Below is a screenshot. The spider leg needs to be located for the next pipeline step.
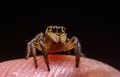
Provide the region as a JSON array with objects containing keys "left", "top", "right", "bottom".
[
  {"left": 65, "top": 36, "right": 85, "bottom": 68},
  {"left": 26, "top": 42, "right": 31, "bottom": 59},
  {"left": 39, "top": 41, "right": 50, "bottom": 71},
  {"left": 26, "top": 42, "right": 38, "bottom": 68},
  {"left": 26, "top": 32, "right": 44, "bottom": 68},
  {"left": 72, "top": 36, "right": 85, "bottom": 67},
  {"left": 31, "top": 44, "right": 38, "bottom": 68}
]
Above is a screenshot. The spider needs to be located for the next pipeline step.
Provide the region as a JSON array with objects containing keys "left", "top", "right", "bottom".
[{"left": 26, "top": 26, "right": 85, "bottom": 71}]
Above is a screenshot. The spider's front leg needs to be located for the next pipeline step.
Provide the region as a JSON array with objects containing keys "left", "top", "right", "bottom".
[
  {"left": 66, "top": 36, "right": 85, "bottom": 68},
  {"left": 73, "top": 36, "right": 85, "bottom": 67},
  {"left": 39, "top": 41, "right": 50, "bottom": 71},
  {"left": 26, "top": 32, "right": 44, "bottom": 68},
  {"left": 26, "top": 41, "right": 38, "bottom": 68}
]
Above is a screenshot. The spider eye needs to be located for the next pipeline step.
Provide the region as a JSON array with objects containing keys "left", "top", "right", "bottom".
[
  {"left": 57, "top": 27, "right": 62, "bottom": 33},
  {"left": 48, "top": 27, "right": 51, "bottom": 30},
  {"left": 47, "top": 27, "right": 52, "bottom": 32},
  {"left": 62, "top": 27, "right": 65, "bottom": 31},
  {"left": 61, "top": 27, "right": 66, "bottom": 33},
  {"left": 52, "top": 27, "right": 56, "bottom": 32}
]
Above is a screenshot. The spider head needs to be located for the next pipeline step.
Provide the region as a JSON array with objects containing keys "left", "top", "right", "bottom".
[{"left": 45, "top": 26, "right": 67, "bottom": 43}]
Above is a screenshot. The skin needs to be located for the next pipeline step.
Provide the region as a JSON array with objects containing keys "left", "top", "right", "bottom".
[{"left": 0, "top": 55, "right": 120, "bottom": 77}]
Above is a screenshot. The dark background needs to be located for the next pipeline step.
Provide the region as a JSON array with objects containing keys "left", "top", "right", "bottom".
[{"left": 0, "top": 3, "right": 120, "bottom": 71}]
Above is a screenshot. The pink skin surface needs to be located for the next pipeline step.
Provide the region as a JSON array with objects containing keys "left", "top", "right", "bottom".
[{"left": 0, "top": 55, "right": 120, "bottom": 77}]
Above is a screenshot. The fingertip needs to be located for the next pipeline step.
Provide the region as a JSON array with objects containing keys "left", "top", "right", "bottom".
[{"left": 0, "top": 55, "right": 120, "bottom": 77}]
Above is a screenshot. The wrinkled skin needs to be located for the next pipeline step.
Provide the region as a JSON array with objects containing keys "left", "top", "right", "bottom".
[{"left": 0, "top": 55, "right": 120, "bottom": 77}]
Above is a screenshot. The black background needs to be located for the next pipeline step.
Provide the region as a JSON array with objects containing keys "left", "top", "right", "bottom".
[{"left": 0, "top": 2, "right": 120, "bottom": 71}]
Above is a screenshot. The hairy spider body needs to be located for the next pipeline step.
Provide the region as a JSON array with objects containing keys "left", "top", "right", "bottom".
[{"left": 26, "top": 26, "right": 85, "bottom": 71}]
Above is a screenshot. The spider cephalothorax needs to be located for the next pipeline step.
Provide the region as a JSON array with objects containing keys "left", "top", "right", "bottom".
[
  {"left": 26, "top": 25, "right": 85, "bottom": 71},
  {"left": 45, "top": 26, "right": 67, "bottom": 44}
]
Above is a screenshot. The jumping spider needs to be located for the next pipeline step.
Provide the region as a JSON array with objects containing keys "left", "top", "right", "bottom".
[{"left": 26, "top": 26, "right": 85, "bottom": 71}]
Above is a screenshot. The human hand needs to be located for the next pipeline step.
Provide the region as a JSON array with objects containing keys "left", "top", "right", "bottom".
[{"left": 0, "top": 55, "right": 120, "bottom": 77}]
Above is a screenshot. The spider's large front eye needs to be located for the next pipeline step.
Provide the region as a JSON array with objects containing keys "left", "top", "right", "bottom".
[
  {"left": 57, "top": 27, "right": 62, "bottom": 33},
  {"left": 52, "top": 27, "right": 56, "bottom": 32}
]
